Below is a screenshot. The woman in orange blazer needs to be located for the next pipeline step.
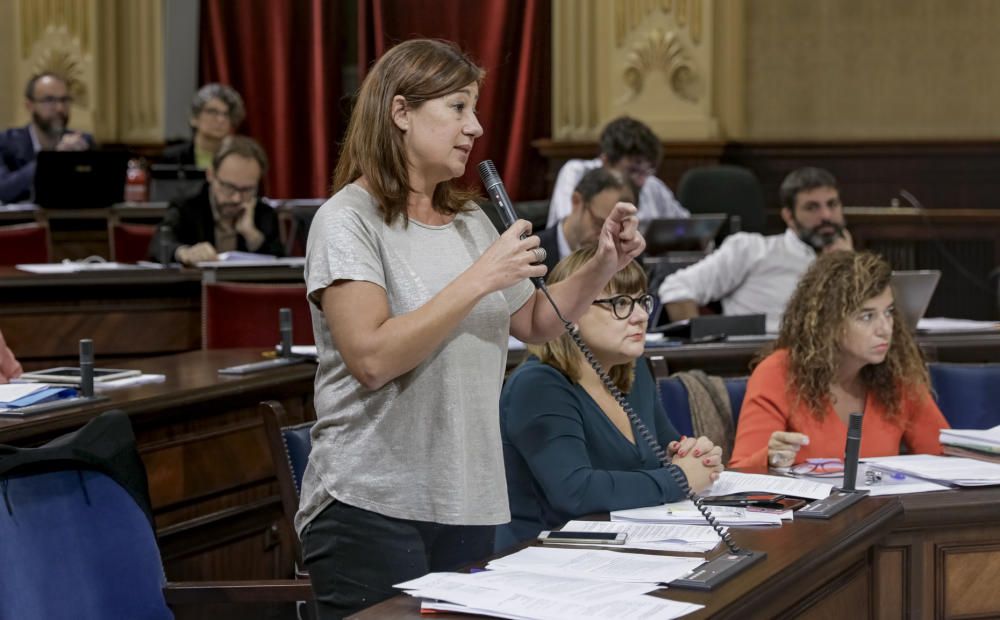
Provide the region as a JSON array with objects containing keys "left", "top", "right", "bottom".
[{"left": 729, "top": 251, "right": 948, "bottom": 472}]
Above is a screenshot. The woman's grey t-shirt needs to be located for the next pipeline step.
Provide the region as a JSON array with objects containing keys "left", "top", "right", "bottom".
[{"left": 296, "top": 184, "right": 534, "bottom": 532}]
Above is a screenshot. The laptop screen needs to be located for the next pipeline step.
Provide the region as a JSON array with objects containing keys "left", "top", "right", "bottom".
[
  {"left": 641, "top": 214, "right": 727, "bottom": 255},
  {"left": 33, "top": 150, "right": 129, "bottom": 208},
  {"left": 891, "top": 270, "right": 941, "bottom": 331}
]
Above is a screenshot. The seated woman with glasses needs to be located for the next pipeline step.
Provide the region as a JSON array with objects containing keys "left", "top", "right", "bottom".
[
  {"left": 149, "top": 135, "right": 284, "bottom": 265},
  {"left": 163, "top": 83, "right": 245, "bottom": 169},
  {"left": 729, "top": 251, "right": 948, "bottom": 472},
  {"left": 495, "top": 246, "right": 723, "bottom": 551}
]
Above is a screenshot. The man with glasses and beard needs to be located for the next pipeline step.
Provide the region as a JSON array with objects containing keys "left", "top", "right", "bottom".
[
  {"left": 0, "top": 73, "right": 94, "bottom": 203},
  {"left": 536, "top": 167, "right": 634, "bottom": 276},
  {"left": 149, "top": 135, "right": 283, "bottom": 265},
  {"left": 658, "top": 167, "right": 852, "bottom": 333}
]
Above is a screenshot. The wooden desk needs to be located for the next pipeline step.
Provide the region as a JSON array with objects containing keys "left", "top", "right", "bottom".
[
  {"left": 510, "top": 331, "right": 1000, "bottom": 376},
  {"left": 876, "top": 487, "right": 1000, "bottom": 618},
  {"left": 0, "top": 349, "right": 316, "bottom": 583},
  {"left": 352, "top": 496, "right": 903, "bottom": 619},
  {"left": 0, "top": 265, "right": 202, "bottom": 368}
]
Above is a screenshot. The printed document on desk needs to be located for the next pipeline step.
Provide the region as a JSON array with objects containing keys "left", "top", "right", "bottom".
[
  {"left": 940, "top": 425, "right": 1000, "bottom": 453},
  {"left": 485, "top": 546, "right": 703, "bottom": 584},
  {"left": 561, "top": 520, "right": 723, "bottom": 553},
  {"left": 196, "top": 254, "right": 306, "bottom": 268},
  {"left": 793, "top": 463, "right": 951, "bottom": 496},
  {"left": 400, "top": 571, "right": 703, "bottom": 620},
  {"left": 611, "top": 500, "right": 782, "bottom": 527},
  {"left": 707, "top": 471, "right": 834, "bottom": 500},
  {"left": 865, "top": 454, "right": 1000, "bottom": 486}
]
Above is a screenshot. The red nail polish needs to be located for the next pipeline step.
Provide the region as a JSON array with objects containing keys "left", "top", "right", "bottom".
[{"left": 693, "top": 450, "right": 701, "bottom": 457}]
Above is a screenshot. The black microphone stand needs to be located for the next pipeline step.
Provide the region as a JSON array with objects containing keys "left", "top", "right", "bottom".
[{"left": 797, "top": 412, "right": 870, "bottom": 519}]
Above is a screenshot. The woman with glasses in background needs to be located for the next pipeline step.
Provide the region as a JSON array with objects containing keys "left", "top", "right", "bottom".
[
  {"left": 730, "top": 251, "right": 949, "bottom": 472},
  {"left": 163, "top": 83, "right": 245, "bottom": 169},
  {"left": 496, "top": 246, "right": 723, "bottom": 551}
]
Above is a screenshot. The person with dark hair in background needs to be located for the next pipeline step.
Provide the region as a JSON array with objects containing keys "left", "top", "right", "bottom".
[
  {"left": 658, "top": 166, "right": 853, "bottom": 332},
  {"left": 546, "top": 116, "right": 688, "bottom": 227},
  {"left": 536, "top": 167, "right": 634, "bottom": 275},
  {"left": 0, "top": 329, "right": 22, "bottom": 384},
  {"left": 0, "top": 73, "right": 94, "bottom": 203},
  {"left": 299, "top": 38, "right": 645, "bottom": 618},
  {"left": 149, "top": 135, "right": 282, "bottom": 265},
  {"left": 162, "top": 83, "right": 246, "bottom": 169},
  {"left": 497, "top": 247, "right": 722, "bottom": 550},
  {"left": 730, "top": 251, "right": 948, "bottom": 472}
]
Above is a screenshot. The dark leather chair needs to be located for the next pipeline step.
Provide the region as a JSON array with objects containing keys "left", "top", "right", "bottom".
[
  {"left": 109, "top": 222, "right": 156, "bottom": 262},
  {"left": 202, "top": 282, "right": 314, "bottom": 349},
  {"left": 677, "top": 165, "right": 767, "bottom": 235},
  {"left": 0, "top": 222, "right": 51, "bottom": 265},
  {"left": 0, "top": 409, "right": 312, "bottom": 619},
  {"left": 260, "top": 400, "right": 314, "bottom": 578},
  {"left": 929, "top": 363, "right": 1000, "bottom": 429}
]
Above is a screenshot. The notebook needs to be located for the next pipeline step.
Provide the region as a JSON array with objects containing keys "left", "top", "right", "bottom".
[
  {"left": 640, "top": 214, "right": 727, "bottom": 255},
  {"left": 33, "top": 150, "right": 129, "bottom": 208},
  {"left": 891, "top": 270, "right": 941, "bottom": 331}
]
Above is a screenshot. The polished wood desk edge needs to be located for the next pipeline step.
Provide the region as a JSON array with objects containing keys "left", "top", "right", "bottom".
[{"left": 894, "top": 487, "right": 1000, "bottom": 530}]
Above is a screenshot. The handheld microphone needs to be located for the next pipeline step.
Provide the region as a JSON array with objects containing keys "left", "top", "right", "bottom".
[
  {"left": 842, "top": 412, "right": 863, "bottom": 492},
  {"left": 279, "top": 308, "right": 293, "bottom": 358},
  {"left": 477, "top": 160, "right": 544, "bottom": 289},
  {"left": 79, "top": 338, "right": 95, "bottom": 399}
]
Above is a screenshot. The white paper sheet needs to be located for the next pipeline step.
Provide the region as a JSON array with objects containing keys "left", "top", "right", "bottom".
[
  {"left": 397, "top": 571, "right": 655, "bottom": 603},
  {"left": 706, "top": 471, "right": 834, "bottom": 500},
  {"left": 0, "top": 383, "right": 51, "bottom": 402},
  {"left": 917, "top": 317, "right": 1000, "bottom": 333},
  {"left": 940, "top": 425, "right": 1000, "bottom": 452},
  {"left": 560, "top": 520, "right": 722, "bottom": 553},
  {"left": 485, "top": 547, "right": 704, "bottom": 584},
  {"left": 864, "top": 454, "right": 1000, "bottom": 486},
  {"left": 611, "top": 500, "right": 783, "bottom": 527}
]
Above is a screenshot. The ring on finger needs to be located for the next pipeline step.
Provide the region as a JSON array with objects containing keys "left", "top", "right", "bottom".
[{"left": 531, "top": 247, "right": 547, "bottom": 264}]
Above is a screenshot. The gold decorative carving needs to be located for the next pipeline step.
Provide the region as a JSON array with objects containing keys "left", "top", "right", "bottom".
[
  {"left": 615, "top": 0, "right": 701, "bottom": 47},
  {"left": 28, "top": 32, "right": 90, "bottom": 109},
  {"left": 621, "top": 28, "right": 701, "bottom": 103}
]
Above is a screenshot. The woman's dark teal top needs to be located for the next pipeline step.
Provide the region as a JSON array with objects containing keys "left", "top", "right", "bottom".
[{"left": 495, "top": 356, "right": 686, "bottom": 551}]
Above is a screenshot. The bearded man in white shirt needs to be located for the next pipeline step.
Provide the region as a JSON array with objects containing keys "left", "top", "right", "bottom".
[{"left": 658, "top": 167, "right": 852, "bottom": 333}]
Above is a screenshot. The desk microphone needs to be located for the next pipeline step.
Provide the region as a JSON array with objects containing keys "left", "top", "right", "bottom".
[
  {"left": 79, "top": 339, "right": 95, "bottom": 398},
  {"left": 842, "top": 412, "right": 863, "bottom": 492},
  {"left": 158, "top": 225, "right": 172, "bottom": 265},
  {"left": 279, "top": 308, "right": 293, "bottom": 358}
]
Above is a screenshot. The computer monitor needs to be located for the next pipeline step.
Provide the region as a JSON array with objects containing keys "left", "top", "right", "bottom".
[
  {"left": 641, "top": 214, "right": 727, "bottom": 255},
  {"left": 891, "top": 270, "right": 941, "bottom": 331},
  {"left": 33, "top": 151, "right": 129, "bottom": 209},
  {"left": 149, "top": 164, "right": 206, "bottom": 202}
]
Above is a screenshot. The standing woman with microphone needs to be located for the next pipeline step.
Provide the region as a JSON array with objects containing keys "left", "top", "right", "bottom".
[{"left": 299, "top": 38, "right": 645, "bottom": 618}]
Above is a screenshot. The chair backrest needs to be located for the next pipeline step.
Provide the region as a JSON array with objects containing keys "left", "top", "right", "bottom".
[
  {"left": 929, "top": 363, "right": 1000, "bottom": 430},
  {"left": 110, "top": 222, "right": 156, "bottom": 263},
  {"left": 202, "top": 282, "right": 314, "bottom": 349},
  {"left": 0, "top": 222, "right": 50, "bottom": 265},
  {"left": 677, "top": 165, "right": 766, "bottom": 235},
  {"left": 657, "top": 375, "right": 747, "bottom": 461},
  {"left": 260, "top": 401, "right": 314, "bottom": 574}
]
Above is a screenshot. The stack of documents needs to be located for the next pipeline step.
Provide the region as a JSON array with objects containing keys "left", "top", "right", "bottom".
[
  {"left": 793, "top": 463, "right": 951, "bottom": 495},
  {"left": 865, "top": 454, "right": 1000, "bottom": 487},
  {"left": 485, "top": 546, "right": 703, "bottom": 584},
  {"left": 917, "top": 317, "right": 1000, "bottom": 333},
  {"left": 940, "top": 426, "right": 1000, "bottom": 462},
  {"left": 0, "top": 383, "right": 77, "bottom": 414},
  {"left": 560, "top": 520, "right": 724, "bottom": 553},
  {"left": 397, "top": 568, "right": 704, "bottom": 619},
  {"left": 611, "top": 500, "right": 783, "bottom": 527}
]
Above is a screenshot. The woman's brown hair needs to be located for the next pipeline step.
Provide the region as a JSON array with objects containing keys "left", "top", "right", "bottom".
[
  {"left": 763, "top": 251, "right": 929, "bottom": 422},
  {"left": 333, "top": 39, "right": 484, "bottom": 225},
  {"left": 528, "top": 245, "right": 648, "bottom": 393}
]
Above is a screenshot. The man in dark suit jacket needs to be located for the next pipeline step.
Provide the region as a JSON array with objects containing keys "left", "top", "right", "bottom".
[
  {"left": 0, "top": 73, "right": 94, "bottom": 203},
  {"left": 149, "top": 136, "right": 283, "bottom": 265},
  {"left": 536, "top": 166, "right": 633, "bottom": 277}
]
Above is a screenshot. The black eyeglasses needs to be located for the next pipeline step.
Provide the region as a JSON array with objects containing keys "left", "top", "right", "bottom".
[
  {"left": 32, "top": 96, "right": 73, "bottom": 107},
  {"left": 592, "top": 294, "right": 654, "bottom": 320}
]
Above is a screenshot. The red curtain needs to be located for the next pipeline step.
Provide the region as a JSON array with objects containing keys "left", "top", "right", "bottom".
[
  {"left": 199, "top": 0, "right": 346, "bottom": 198},
  {"left": 358, "top": 0, "right": 551, "bottom": 200}
]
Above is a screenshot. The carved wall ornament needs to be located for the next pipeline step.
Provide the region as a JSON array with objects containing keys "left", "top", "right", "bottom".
[
  {"left": 621, "top": 28, "right": 701, "bottom": 104},
  {"left": 26, "top": 26, "right": 90, "bottom": 110},
  {"left": 615, "top": 0, "right": 703, "bottom": 47}
]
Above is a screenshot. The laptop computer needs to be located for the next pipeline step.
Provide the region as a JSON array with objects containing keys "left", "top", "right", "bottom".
[
  {"left": 149, "top": 164, "right": 206, "bottom": 202},
  {"left": 33, "top": 150, "right": 129, "bottom": 208},
  {"left": 641, "top": 214, "right": 727, "bottom": 255},
  {"left": 891, "top": 270, "right": 941, "bottom": 331}
]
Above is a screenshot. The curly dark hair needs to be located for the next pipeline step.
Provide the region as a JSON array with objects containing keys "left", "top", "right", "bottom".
[
  {"left": 760, "top": 251, "right": 929, "bottom": 422},
  {"left": 599, "top": 117, "right": 663, "bottom": 167}
]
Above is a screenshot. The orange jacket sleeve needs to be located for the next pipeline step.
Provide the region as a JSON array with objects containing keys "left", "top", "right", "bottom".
[
  {"left": 729, "top": 353, "right": 793, "bottom": 472},
  {"left": 901, "top": 384, "right": 950, "bottom": 455}
]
